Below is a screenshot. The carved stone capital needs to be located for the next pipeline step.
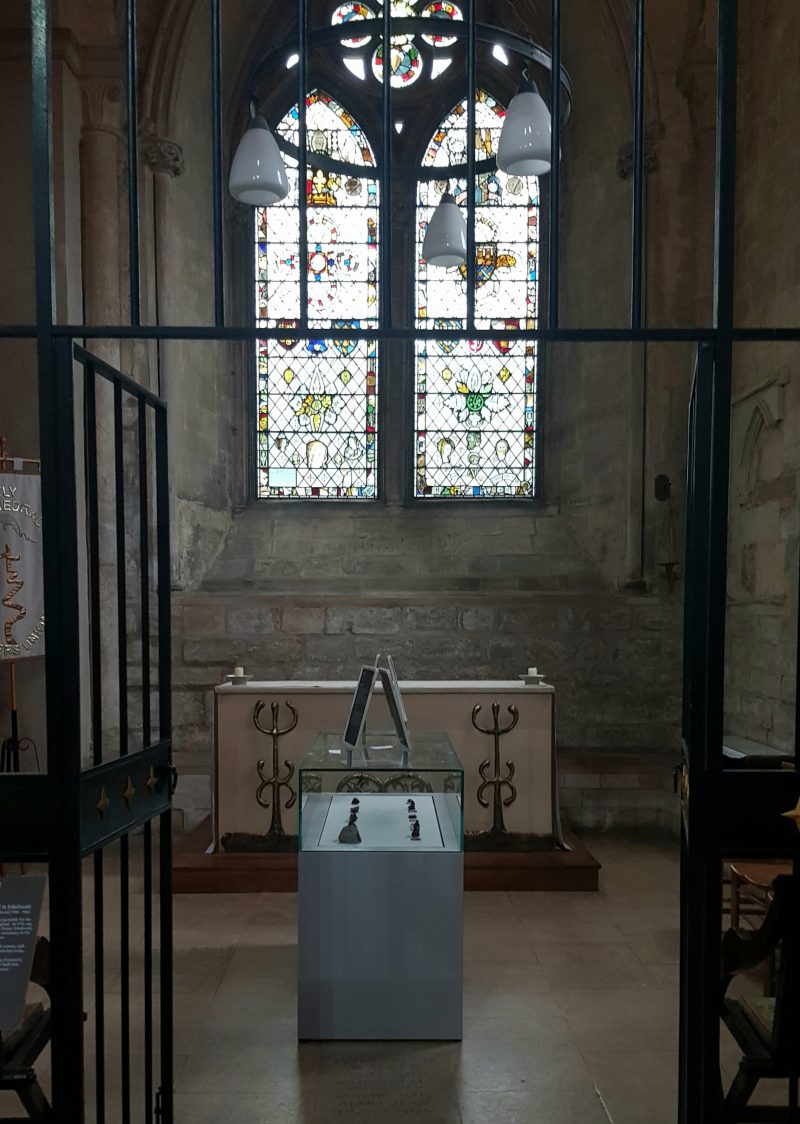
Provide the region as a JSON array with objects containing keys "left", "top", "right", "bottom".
[
  {"left": 140, "top": 119, "right": 185, "bottom": 177},
  {"left": 80, "top": 82, "right": 123, "bottom": 136},
  {"left": 616, "top": 121, "right": 665, "bottom": 180}
]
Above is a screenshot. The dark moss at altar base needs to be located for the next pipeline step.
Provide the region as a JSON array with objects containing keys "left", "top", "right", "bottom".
[
  {"left": 220, "top": 832, "right": 298, "bottom": 854},
  {"left": 464, "top": 831, "right": 556, "bottom": 852}
]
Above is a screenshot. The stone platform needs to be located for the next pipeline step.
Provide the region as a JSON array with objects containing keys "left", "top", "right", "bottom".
[{"left": 173, "top": 817, "right": 600, "bottom": 893}]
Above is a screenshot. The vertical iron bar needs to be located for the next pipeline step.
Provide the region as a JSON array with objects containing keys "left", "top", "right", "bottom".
[
  {"left": 114, "top": 383, "right": 131, "bottom": 1124},
  {"left": 143, "top": 819, "right": 154, "bottom": 1124},
  {"left": 684, "top": 1, "right": 738, "bottom": 1117},
  {"left": 41, "top": 325, "right": 85, "bottom": 1118},
  {"left": 115, "top": 383, "right": 129, "bottom": 755},
  {"left": 126, "top": 0, "right": 141, "bottom": 325},
  {"left": 465, "top": 0, "right": 476, "bottom": 336},
  {"left": 211, "top": 0, "right": 224, "bottom": 327},
  {"left": 85, "top": 361, "right": 103, "bottom": 765},
  {"left": 297, "top": 0, "right": 309, "bottom": 333},
  {"left": 138, "top": 399, "right": 151, "bottom": 747},
  {"left": 32, "top": 0, "right": 84, "bottom": 1104},
  {"left": 547, "top": 0, "right": 561, "bottom": 329},
  {"left": 679, "top": 341, "right": 715, "bottom": 1124},
  {"left": 155, "top": 405, "right": 173, "bottom": 1123},
  {"left": 94, "top": 849, "right": 106, "bottom": 1124},
  {"left": 121, "top": 834, "right": 131, "bottom": 1124},
  {"left": 631, "top": 0, "right": 645, "bottom": 328},
  {"left": 138, "top": 398, "right": 154, "bottom": 1124},
  {"left": 381, "top": 0, "right": 392, "bottom": 331},
  {"left": 86, "top": 359, "right": 105, "bottom": 1122}
]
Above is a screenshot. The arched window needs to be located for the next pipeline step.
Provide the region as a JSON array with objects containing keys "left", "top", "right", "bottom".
[
  {"left": 255, "top": 91, "right": 379, "bottom": 498},
  {"left": 415, "top": 90, "right": 539, "bottom": 498}
]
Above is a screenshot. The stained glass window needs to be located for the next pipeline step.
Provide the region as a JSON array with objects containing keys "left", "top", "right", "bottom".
[
  {"left": 331, "top": 0, "right": 463, "bottom": 88},
  {"left": 255, "top": 91, "right": 379, "bottom": 498},
  {"left": 415, "top": 91, "right": 539, "bottom": 498}
]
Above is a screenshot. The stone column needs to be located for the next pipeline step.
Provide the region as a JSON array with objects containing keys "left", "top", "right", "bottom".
[
  {"left": 80, "top": 82, "right": 123, "bottom": 363},
  {"left": 677, "top": 21, "right": 717, "bottom": 325}
]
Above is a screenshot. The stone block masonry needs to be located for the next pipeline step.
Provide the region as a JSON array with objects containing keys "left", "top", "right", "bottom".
[{"left": 170, "top": 587, "right": 683, "bottom": 829}]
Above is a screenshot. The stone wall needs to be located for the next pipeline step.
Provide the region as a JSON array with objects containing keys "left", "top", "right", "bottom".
[
  {"left": 169, "top": 502, "right": 684, "bottom": 830},
  {"left": 723, "top": 2, "right": 800, "bottom": 752}
]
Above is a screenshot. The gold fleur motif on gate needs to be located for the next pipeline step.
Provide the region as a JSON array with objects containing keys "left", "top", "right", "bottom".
[
  {"left": 781, "top": 796, "right": 800, "bottom": 833},
  {"left": 97, "top": 786, "right": 111, "bottom": 817},
  {"left": 146, "top": 766, "right": 158, "bottom": 795},
  {"left": 680, "top": 766, "right": 689, "bottom": 806},
  {"left": 123, "top": 775, "right": 136, "bottom": 808}
]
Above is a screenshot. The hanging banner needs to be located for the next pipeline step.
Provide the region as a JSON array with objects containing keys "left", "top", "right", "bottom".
[{"left": 0, "top": 473, "right": 45, "bottom": 661}]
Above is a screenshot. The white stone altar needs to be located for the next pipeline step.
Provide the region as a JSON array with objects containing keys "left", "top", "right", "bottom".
[{"left": 213, "top": 679, "right": 562, "bottom": 845}]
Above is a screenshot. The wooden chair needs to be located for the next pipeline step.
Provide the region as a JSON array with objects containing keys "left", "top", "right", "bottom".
[
  {"left": 0, "top": 937, "right": 52, "bottom": 1122},
  {"left": 720, "top": 874, "right": 800, "bottom": 1122}
]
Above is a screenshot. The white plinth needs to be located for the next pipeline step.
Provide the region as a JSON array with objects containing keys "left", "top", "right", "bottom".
[{"left": 298, "top": 793, "right": 463, "bottom": 1040}]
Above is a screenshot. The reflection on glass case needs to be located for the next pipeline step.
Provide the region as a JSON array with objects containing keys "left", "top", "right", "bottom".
[{"left": 298, "top": 731, "right": 464, "bottom": 854}]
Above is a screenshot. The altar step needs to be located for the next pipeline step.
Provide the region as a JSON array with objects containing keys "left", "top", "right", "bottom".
[{"left": 173, "top": 817, "right": 601, "bottom": 894}]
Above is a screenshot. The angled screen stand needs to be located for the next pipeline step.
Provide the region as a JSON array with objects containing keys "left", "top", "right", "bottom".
[{"left": 341, "top": 654, "right": 411, "bottom": 767}]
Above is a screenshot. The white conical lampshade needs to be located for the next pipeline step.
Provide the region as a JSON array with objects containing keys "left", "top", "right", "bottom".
[
  {"left": 229, "top": 115, "right": 289, "bottom": 205},
  {"left": 421, "top": 192, "right": 468, "bottom": 267},
  {"left": 497, "top": 79, "right": 552, "bottom": 176}
]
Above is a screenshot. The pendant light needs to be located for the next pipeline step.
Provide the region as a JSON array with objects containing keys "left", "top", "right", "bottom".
[
  {"left": 421, "top": 191, "right": 468, "bottom": 267},
  {"left": 497, "top": 72, "right": 552, "bottom": 177},
  {"left": 229, "top": 105, "right": 289, "bottom": 206}
]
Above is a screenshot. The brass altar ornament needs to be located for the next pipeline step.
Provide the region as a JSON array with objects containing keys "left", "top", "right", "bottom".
[
  {"left": 473, "top": 702, "right": 519, "bottom": 835},
  {"left": 254, "top": 700, "right": 299, "bottom": 839}
]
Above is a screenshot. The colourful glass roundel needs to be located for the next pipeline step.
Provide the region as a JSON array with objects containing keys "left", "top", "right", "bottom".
[
  {"left": 371, "top": 39, "right": 423, "bottom": 86},
  {"left": 332, "top": 2, "right": 375, "bottom": 48},
  {"left": 421, "top": 1, "right": 462, "bottom": 47}
]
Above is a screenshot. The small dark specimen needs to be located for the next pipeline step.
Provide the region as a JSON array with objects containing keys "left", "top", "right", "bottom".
[{"left": 339, "top": 821, "right": 362, "bottom": 845}]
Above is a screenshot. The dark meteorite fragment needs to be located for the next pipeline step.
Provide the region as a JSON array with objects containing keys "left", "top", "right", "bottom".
[{"left": 338, "top": 822, "right": 361, "bottom": 844}]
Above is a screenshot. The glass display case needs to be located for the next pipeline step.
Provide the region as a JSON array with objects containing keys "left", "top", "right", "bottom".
[
  {"left": 297, "top": 731, "right": 464, "bottom": 1041},
  {"left": 298, "top": 731, "right": 464, "bottom": 853}
]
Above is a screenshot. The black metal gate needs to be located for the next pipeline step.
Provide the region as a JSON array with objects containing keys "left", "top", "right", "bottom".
[
  {"left": 676, "top": 3, "right": 800, "bottom": 1120},
  {"left": 0, "top": 339, "right": 174, "bottom": 1122}
]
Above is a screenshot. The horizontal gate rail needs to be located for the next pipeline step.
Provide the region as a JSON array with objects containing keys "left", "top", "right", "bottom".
[{"left": 80, "top": 741, "right": 173, "bottom": 855}]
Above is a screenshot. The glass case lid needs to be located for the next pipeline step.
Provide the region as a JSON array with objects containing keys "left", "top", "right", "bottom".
[{"left": 300, "top": 731, "right": 462, "bottom": 773}]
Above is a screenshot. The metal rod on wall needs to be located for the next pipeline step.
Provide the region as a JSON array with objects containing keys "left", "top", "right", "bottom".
[
  {"left": 211, "top": 0, "right": 224, "bottom": 327},
  {"left": 547, "top": 0, "right": 561, "bottom": 329},
  {"left": 631, "top": 0, "right": 645, "bottom": 329},
  {"left": 381, "top": 0, "right": 392, "bottom": 330},
  {"left": 465, "top": 0, "right": 477, "bottom": 335},
  {"left": 126, "top": 0, "right": 141, "bottom": 325},
  {"left": 297, "top": 0, "right": 309, "bottom": 333}
]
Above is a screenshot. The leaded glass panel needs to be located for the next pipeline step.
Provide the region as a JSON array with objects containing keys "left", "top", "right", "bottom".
[
  {"left": 415, "top": 91, "right": 539, "bottom": 498},
  {"left": 255, "top": 91, "right": 378, "bottom": 498}
]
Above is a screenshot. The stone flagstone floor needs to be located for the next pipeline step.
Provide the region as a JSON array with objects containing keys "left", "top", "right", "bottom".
[{"left": 10, "top": 833, "right": 778, "bottom": 1122}]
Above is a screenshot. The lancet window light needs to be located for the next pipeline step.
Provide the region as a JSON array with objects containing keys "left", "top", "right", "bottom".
[{"left": 231, "top": 4, "right": 570, "bottom": 500}]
